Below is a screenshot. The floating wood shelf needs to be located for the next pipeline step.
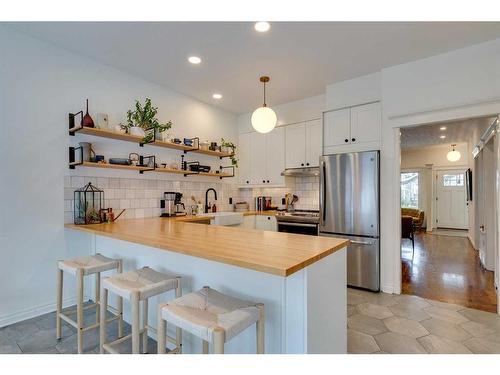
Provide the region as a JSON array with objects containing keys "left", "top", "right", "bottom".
[
  {"left": 72, "top": 161, "right": 233, "bottom": 178},
  {"left": 69, "top": 126, "right": 234, "bottom": 158}
]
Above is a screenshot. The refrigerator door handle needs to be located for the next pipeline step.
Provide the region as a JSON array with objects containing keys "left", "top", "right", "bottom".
[
  {"left": 350, "top": 239, "right": 376, "bottom": 246},
  {"left": 321, "top": 160, "right": 327, "bottom": 223}
]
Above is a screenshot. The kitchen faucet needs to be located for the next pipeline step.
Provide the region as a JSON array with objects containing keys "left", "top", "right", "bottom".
[{"left": 205, "top": 188, "right": 217, "bottom": 213}]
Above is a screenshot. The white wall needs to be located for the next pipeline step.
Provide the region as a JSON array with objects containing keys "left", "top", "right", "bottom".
[
  {"left": 0, "top": 26, "right": 238, "bottom": 326},
  {"left": 325, "top": 72, "right": 381, "bottom": 111},
  {"left": 401, "top": 143, "right": 469, "bottom": 169}
]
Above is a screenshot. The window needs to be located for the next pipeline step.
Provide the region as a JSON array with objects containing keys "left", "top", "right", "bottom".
[
  {"left": 401, "top": 172, "right": 419, "bottom": 208},
  {"left": 443, "top": 173, "right": 464, "bottom": 187}
]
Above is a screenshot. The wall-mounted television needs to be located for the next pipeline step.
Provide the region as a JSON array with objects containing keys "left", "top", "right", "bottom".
[{"left": 465, "top": 168, "right": 473, "bottom": 201}]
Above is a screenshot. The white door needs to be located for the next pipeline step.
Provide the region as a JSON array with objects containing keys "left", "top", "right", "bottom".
[
  {"left": 238, "top": 133, "right": 251, "bottom": 186},
  {"left": 323, "top": 108, "right": 350, "bottom": 148},
  {"left": 266, "top": 126, "right": 285, "bottom": 186},
  {"left": 436, "top": 170, "right": 468, "bottom": 229},
  {"left": 350, "top": 102, "right": 381, "bottom": 145},
  {"left": 285, "top": 122, "right": 306, "bottom": 168},
  {"left": 305, "top": 119, "right": 322, "bottom": 167},
  {"left": 250, "top": 132, "right": 267, "bottom": 185}
]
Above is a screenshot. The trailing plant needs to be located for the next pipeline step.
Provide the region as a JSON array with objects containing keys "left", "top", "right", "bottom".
[
  {"left": 221, "top": 138, "right": 238, "bottom": 167},
  {"left": 126, "top": 98, "right": 172, "bottom": 143}
]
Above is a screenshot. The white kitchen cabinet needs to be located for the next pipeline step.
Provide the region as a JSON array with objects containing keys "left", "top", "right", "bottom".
[
  {"left": 238, "top": 132, "right": 251, "bottom": 185},
  {"left": 255, "top": 215, "right": 277, "bottom": 231},
  {"left": 239, "top": 215, "right": 256, "bottom": 229},
  {"left": 323, "top": 108, "right": 350, "bottom": 148},
  {"left": 285, "top": 119, "right": 323, "bottom": 168},
  {"left": 250, "top": 132, "right": 267, "bottom": 185},
  {"left": 266, "top": 126, "right": 285, "bottom": 186},
  {"left": 285, "top": 122, "right": 307, "bottom": 168},
  {"left": 238, "top": 129, "right": 285, "bottom": 187},
  {"left": 350, "top": 102, "right": 381, "bottom": 144},
  {"left": 323, "top": 102, "right": 381, "bottom": 155},
  {"left": 305, "top": 119, "right": 322, "bottom": 167}
]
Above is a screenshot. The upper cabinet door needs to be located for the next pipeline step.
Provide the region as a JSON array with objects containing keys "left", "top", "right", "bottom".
[
  {"left": 323, "top": 108, "right": 350, "bottom": 147},
  {"left": 250, "top": 132, "right": 267, "bottom": 185},
  {"left": 305, "top": 119, "right": 322, "bottom": 167},
  {"left": 266, "top": 126, "right": 285, "bottom": 185},
  {"left": 350, "top": 102, "right": 381, "bottom": 144},
  {"left": 238, "top": 132, "right": 251, "bottom": 186},
  {"left": 285, "top": 122, "right": 306, "bottom": 168}
]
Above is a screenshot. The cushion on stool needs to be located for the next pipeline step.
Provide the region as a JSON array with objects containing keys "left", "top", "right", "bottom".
[
  {"left": 160, "top": 287, "right": 260, "bottom": 343},
  {"left": 58, "top": 254, "right": 119, "bottom": 276},
  {"left": 102, "top": 266, "right": 178, "bottom": 301}
]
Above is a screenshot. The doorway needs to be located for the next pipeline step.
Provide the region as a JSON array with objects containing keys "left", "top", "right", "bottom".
[{"left": 399, "top": 116, "right": 498, "bottom": 312}]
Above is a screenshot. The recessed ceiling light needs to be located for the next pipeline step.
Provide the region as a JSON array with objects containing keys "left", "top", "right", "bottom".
[
  {"left": 254, "top": 22, "right": 271, "bottom": 32},
  {"left": 440, "top": 126, "right": 447, "bottom": 130},
  {"left": 440, "top": 135, "right": 446, "bottom": 139},
  {"left": 188, "top": 56, "right": 201, "bottom": 64},
  {"left": 212, "top": 93, "right": 222, "bottom": 99}
]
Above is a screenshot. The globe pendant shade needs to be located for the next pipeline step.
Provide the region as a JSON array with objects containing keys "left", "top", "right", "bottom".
[
  {"left": 446, "top": 149, "right": 461, "bottom": 162},
  {"left": 251, "top": 106, "right": 277, "bottom": 133}
]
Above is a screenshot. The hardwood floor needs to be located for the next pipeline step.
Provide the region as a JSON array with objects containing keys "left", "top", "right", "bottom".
[{"left": 402, "top": 232, "right": 497, "bottom": 313}]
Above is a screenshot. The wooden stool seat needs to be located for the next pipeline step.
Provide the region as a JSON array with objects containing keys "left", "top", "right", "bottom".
[
  {"left": 100, "top": 267, "right": 181, "bottom": 354},
  {"left": 56, "top": 253, "right": 123, "bottom": 354},
  {"left": 158, "top": 286, "right": 264, "bottom": 354},
  {"left": 58, "top": 254, "right": 120, "bottom": 276}
]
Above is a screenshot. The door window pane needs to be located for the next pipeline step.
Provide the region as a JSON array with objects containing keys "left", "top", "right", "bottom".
[
  {"left": 443, "top": 173, "right": 464, "bottom": 187},
  {"left": 401, "top": 172, "right": 419, "bottom": 208}
]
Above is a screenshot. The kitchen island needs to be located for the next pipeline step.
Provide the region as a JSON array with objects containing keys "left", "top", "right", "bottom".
[{"left": 65, "top": 217, "right": 348, "bottom": 353}]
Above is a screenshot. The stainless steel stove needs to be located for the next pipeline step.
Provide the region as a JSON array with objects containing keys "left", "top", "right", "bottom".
[{"left": 276, "top": 210, "right": 319, "bottom": 235}]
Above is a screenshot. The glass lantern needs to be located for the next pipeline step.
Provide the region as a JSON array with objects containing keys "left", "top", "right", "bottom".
[{"left": 73, "top": 182, "right": 104, "bottom": 225}]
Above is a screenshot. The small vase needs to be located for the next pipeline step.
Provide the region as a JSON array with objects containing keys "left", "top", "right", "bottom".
[
  {"left": 155, "top": 129, "right": 170, "bottom": 142},
  {"left": 129, "top": 126, "right": 145, "bottom": 137}
]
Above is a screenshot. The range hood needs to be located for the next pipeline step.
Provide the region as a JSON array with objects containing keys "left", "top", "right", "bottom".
[{"left": 281, "top": 167, "right": 320, "bottom": 177}]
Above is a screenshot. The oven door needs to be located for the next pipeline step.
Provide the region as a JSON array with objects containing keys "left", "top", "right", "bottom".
[{"left": 277, "top": 221, "right": 319, "bottom": 235}]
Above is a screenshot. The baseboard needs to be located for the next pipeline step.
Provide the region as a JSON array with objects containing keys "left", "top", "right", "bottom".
[
  {"left": 467, "top": 235, "right": 477, "bottom": 250},
  {"left": 0, "top": 295, "right": 91, "bottom": 328},
  {"left": 381, "top": 284, "right": 395, "bottom": 294}
]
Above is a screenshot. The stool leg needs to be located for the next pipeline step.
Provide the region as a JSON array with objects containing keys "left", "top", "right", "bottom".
[
  {"left": 100, "top": 286, "right": 108, "bottom": 354},
  {"left": 175, "top": 277, "right": 182, "bottom": 353},
  {"left": 213, "top": 328, "right": 225, "bottom": 354},
  {"left": 56, "top": 268, "right": 63, "bottom": 340},
  {"left": 117, "top": 260, "right": 124, "bottom": 338},
  {"left": 76, "top": 269, "right": 84, "bottom": 354},
  {"left": 142, "top": 298, "right": 148, "bottom": 354},
  {"left": 131, "top": 293, "right": 140, "bottom": 354},
  {"left": 157, "top": 309, "right": 166, "bottom": 354},
  {"left": 202, "top": 340, "right": 209, "bottom": 354},
  {"left": 256, "top": 303, "right": 265, "bottom": 354},
  {"left": 95, "top": 272, "right": 100, "bottom": 324}
]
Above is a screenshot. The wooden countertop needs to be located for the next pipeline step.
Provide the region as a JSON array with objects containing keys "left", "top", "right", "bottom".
[
  {"left": 65, "top": 217, "right": 348, "bottom": 277},
  {"left": 168, "top": 210, "right": 278, "bottom": 223}
]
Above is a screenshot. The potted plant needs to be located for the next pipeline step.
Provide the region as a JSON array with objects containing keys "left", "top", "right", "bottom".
[
  {"left": 125, "top": 98, "right": 172, "bottom": 143},
  {"left": 220, "top": 138, "right": 238, "bottom": 167}
]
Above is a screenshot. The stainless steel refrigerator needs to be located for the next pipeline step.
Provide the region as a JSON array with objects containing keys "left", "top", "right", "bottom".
[{"left": 319, "top": 151, "right": 380, "bottom": 291}]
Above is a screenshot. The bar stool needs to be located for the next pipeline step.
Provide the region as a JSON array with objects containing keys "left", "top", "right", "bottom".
[
  {"left": 56, "top": 254, "right": 123, "bottom": 354},
  {"left": 100, "top": 266, "right": 181, "bottom": 354},
  {"left": 157, "top": 286, "right": 264, "bottom": 354}
]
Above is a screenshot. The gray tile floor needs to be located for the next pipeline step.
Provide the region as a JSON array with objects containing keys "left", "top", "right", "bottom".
[
  {"left": 347, "top": 288, "right": 500, "bottom": 354},
  {"left": 2, "top": 291, "right": 500, "bottom": 354},
  {"left": 0, "top": 303, "right": 157, "bottom": 354}
]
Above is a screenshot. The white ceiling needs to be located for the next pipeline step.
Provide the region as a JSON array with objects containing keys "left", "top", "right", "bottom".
[
  {"left": 400, "top": 116, "right": 496, "bottom": 149},
  {"left": 8, "top": 22, "right": 500, "bottom": 114}
]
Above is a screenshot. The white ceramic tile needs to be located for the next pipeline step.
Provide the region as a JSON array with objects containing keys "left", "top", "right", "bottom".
[
  {"left": 71, "top": 176, "right": 84, "bottom": 188},
  {"left": 97, "top": 177, "right": 109, "bottom": 188},
  {"left": 109, "top": 178, "right": 120, "bottom": 188},
  {"left": 119, "top": 199, "right": 130, "bottom": 209}
]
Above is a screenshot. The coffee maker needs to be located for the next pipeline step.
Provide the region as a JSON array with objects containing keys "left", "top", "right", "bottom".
[{"left": 160, "top": 192, "right": 186, "bottom": 217}]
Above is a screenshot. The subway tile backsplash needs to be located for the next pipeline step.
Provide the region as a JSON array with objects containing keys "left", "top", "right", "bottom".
[{"left": 63, "top": 175, "right": 320, "bottom": 223}]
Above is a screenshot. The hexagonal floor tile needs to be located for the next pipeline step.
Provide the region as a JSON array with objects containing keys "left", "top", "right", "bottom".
[
  {"left": 357, "top": 303, "right": 393, "bottom": 320},
  {"left": 423, "top": 306, "right": 469, "bottom": 324},
  {"left": 348, "top": 314, "right": 387, "bottom": 336},
  {"left": 420, "top": 318, "right": 471, "bottom": 342},
  {"left": 460, "top": 320, "right": 497, "bottom": 338},
  {"left": 459, "top": 308, "right": 500, "bottom": 331},
  {"left": 462, "top": 337, "right": 500, "bottom": 354},
  {"left": 389, "top": 303, "right": 431, "bottom": 322},
  {"left": 418, "top": 335, "right": 472, "bottom": 354},
  {"left": 394, "top": 294, "right": 431, "bottom": 309},
  {"left": 374, "top": 332, "right": 427, "bottom": 354},
  {"left": 347, "top": 329, "right": 380, "bottom": 354},
  {"left": 383, "top": 316, "right": 429, "bottom": 338}
]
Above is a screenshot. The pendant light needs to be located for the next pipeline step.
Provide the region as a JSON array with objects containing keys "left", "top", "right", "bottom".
[
  {"left": 251, "top": 76, "right": 277, "bottom": 133},
  {"left": 446, "top": 144, "right": 461, "bottom": 162}
]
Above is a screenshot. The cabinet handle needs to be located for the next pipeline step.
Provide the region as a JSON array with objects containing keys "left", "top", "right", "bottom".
[
  {"left": 344, "top": 139, "right": 349, "bottom": 143},
  {"left": 266, "top": 180, "right": 270, "bottom": 183},
  {"left": 262, "top": 180, "right": 265, "bottom": 183},
  {"left": 267, "top": 217, "right": 270, "bottom": 220},
  {"left": 306, "top": 162, "right": 310, "bottom": 166},
  {"left": 301, "top": 163, "right": 304, "bottom": 166},
  {"left": 352, "top": 138, "right": 356, "bottom": 142},
  {"left": 246, "top": 181, "right": 249, "bottom": 184}
]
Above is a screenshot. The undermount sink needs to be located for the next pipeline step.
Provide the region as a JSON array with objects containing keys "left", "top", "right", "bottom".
[{"left": 198, "top": 212, "right": 244, "bottom": 226}]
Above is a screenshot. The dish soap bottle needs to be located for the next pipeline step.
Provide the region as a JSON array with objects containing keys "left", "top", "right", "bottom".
[{"left": 212, "top": 202, "right": 217, "bottom": 213}]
